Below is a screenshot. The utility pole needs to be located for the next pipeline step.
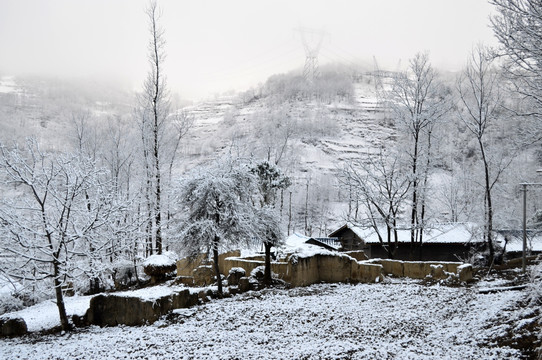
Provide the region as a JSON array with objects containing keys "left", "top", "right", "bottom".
[
  {"left": 521, "top": 183, "right": 527, "bottom": 273},
  {"left": 295, "top": 27, "right": 326, "bottom": 84}
]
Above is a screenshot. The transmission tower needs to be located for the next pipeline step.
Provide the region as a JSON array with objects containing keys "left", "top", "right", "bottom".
[{"left": 296, "top": 28, "right": 326, "bottom": 83}]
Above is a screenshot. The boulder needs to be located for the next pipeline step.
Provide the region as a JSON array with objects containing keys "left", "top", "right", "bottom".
[
  {"left": 193, "top": 265, "right": 215, "bottom": 286},
  {"left": 86, "top": 289, "right": 198, "bottom": 327},
  {"left": 0, "top": 317, "right": 27, "bottom": 337},
  {"left": 430, "top": 264, "right": 446, "bottom": 280},
  {"left": 457, "top": 264, "right": 473, "bottom": 282},
  {"left": 227, "top": 267, "right": 246, "bottom": 286},
  {"left": 250, "top": 266, "right": 265, "bottom": 281},
  {"left": 238, "top": 277, "right": 252, "bottom": 293},
  {"left": 143, "top": 253, "right": 178, "bottom": 284}
]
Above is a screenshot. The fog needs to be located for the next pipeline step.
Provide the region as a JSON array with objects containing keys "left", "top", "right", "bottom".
[{"left": 0, "top": 0, "right": 496, "bottom": 100}]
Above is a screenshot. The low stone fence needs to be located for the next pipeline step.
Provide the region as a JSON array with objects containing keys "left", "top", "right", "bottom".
[
  {"left": 365, "top": 259, "right": 473, "bottom": 282},
  {"left": 177, "top": 251, "right": 473, "bottom": 288},
  {"left": 224, "top": 253, "right": 384, "bottom": 287},
  {"left": 176, "top": 250, "right": 241, "bottom": 277}
]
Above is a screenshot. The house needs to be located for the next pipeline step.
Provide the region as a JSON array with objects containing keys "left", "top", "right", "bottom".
[{"left": 329, "top": 223, "right": 485, "bottom": 261}]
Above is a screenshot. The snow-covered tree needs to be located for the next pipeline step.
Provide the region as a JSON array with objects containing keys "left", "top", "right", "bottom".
[
  {"left": 0, "top": 138, "right": 127, "bottom": 331},
  {"left": 173, "top": 159, "right": 276, "bottom": 294},
  {"left": 491, "top": 0, "right": 542, "bottom": 120},
  {"left": 251, "top": 160, "right": 289, "bottom": 285}
]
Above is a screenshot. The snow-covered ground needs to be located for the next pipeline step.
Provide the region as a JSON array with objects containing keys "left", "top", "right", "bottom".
[{"left": 0, "top": 280, "right": 529, "bottom": 359}]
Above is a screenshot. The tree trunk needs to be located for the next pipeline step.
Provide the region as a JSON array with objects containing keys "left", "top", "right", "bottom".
[
  {"left": 480, "top": 141, "right": 495, "bottom": 265},
  {"left": 53, "top": 262, "right": 71, "bottom": 331},
  {"left": 304, "top": 180, "right": 309, "bottom": 235},
  {"left": 288, "top": 191, "right": 292, "bottom": 236},
  {"left": 213, "top": 240, "right": 222, "bottom": 295},
  {"left": 263, "top": 242, "right": 272, "bottom": 286},
  {"left": 410, "top": 132, "right": 420, "bottom": 260}
]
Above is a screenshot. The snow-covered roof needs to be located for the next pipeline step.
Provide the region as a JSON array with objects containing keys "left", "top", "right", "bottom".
[
  {"left": 281, "top": 233, "right": 340, "bottom": 258},
  {"left": 495, "top": 231, "right": 542, "bottom": 252},
  {"left": 333, "top": 223, "right": 483, "bottom": 245}
]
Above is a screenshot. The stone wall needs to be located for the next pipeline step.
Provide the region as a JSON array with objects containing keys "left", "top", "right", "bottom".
[
  {"left": 176, "top": 250, "right": 241, "bottom": 277},
  {"left": 179, "top": 251, "right": 473, "bottom": 287},
  {"left": 344, "top": 250, "right": 369, "bottom": 261},
  {"left": 367, "top": 259, "right": 472, "bottom": 281},
  {"left": 225, "top": 253, "right": 384, "bottom": 287}
]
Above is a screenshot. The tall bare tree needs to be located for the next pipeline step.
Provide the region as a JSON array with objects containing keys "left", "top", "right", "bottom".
[
  {"left": 456, "top": 45, "right": 506, "bottom": 265},
  {"left": 388, "top": 53, "right": 450, "bottom": 256},
  {"left": 138, "top": 0, "right": 170, "bottom": 255}
]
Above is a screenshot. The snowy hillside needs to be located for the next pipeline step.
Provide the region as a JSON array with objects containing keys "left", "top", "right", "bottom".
[
  {"left": 180, "top": 82, "right": 392, "bottom": 173},
  {"left": 175, "top": 80, "right": 395, "bottom": 233}
]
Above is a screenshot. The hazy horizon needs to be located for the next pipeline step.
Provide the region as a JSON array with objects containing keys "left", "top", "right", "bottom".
[{"left": 1, "top": 0, "right": 497, "bottom": 100}]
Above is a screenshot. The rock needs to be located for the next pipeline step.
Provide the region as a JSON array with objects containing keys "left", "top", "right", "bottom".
[
  {"left": 193, "top": 266, "right": 215, "bottom": 286},
  {"left": 174, "top": 276, "right": 195, "bottom": 286},
  {"left": 143, "top": 264, "right": 177, "bottom": 284},
  {"left": 86, "top": 289, "right": 198, "bottom": 327},
  {"left": 0, "top": 317, "right": 28, "bottom": 337},
  {"left": 238, "top": 277, "right": 252, "bottom": 293},
  {"left": 71, "top": 313, "right": 88, "bottom": 328},
  {"left": 227, "top": 267, "right": 246, "bottom": 286},
  {"left": 457, "top": 264, "right": 473, "bottom": 282},
  {"left": 430, "top": 264, "right": 446, "bottom": 279},
  {"left": 250, "top": 266, "right": 265, "bottom": 281}
]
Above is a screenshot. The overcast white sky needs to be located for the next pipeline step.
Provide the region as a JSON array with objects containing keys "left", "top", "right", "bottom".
[{"left": 0, "top": 0, "right": 497, "bottom": 100}]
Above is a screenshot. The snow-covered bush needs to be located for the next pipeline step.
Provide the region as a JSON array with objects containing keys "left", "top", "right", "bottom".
[
  {"left": 112, "top": 259, "right": 140, "bottom": 289},
  {"left": 143, "top": 251, "right": 178, "bottom": 280},
  {"left": 250, "top": 266, "right": 266, "bottom": 281},
  {"left": 0, "top": 294, "right": 23, "bottom": 315}
]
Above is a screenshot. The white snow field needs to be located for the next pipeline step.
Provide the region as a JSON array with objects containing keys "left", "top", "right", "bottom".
[{"left": 0, "top": 280, "right": 528, "bottom": 359}]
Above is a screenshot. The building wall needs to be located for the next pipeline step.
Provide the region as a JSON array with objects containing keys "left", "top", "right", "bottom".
[
  {"left": 369, "top": 243, "right": 473, "bottom": 262},
  {"left": 337, "top": 229, "right": 364, "bottom": 251}
]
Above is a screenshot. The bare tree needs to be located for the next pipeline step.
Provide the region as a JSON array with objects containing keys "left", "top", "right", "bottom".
[
  {"left": 138, "top": 0, "right": 170, "bottom": 255},
  {"left": 340, "top": 150, "right": 410, "bottom": 258},
  {"left": 0, "top": 138, "right": 124, "bottom": 330},
  {"left": 456, "top": 45, "right": 509, "bottom": 265},
  {"left": 388, "top": 53, "right": 450, "bottom": 256},
  {"left": 491, "top": 0, "right": 542, "bottom": 119}
]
